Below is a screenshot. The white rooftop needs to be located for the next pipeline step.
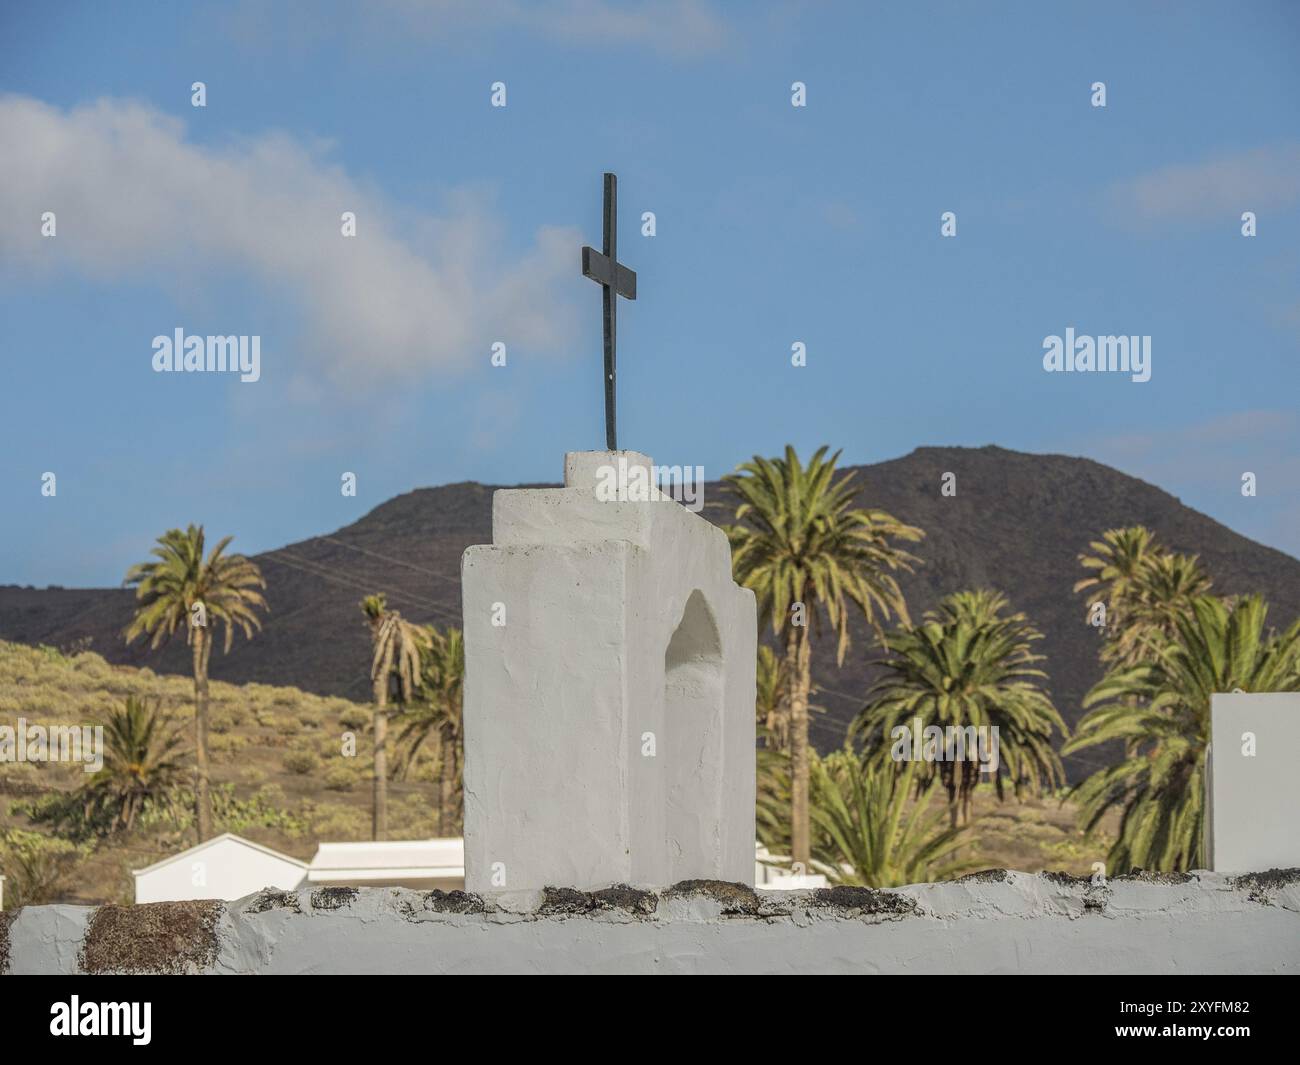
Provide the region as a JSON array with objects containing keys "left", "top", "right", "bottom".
[
  {"left": 131, "top": 831, "right": 308, "bottom": 877},
  {"left": 131, "top": 832, "right": 308, "bottom": 904},
  {"left": 307, "top": 838, "right": 464, "bottom": 882}
]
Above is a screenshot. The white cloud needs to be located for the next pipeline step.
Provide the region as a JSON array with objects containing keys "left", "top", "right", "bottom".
[
  {"left": 1110, "top": 143, "right": 1300, "bottom": 224},
  {"left": 0, "top": 94, "right": 579, "bottom": 390},
  {"left": 1085, "top": 410, "right": 1300, "bottom": 559},
  {"left": 1094, "top": 410, "right": 1299, "bottom": 478}
]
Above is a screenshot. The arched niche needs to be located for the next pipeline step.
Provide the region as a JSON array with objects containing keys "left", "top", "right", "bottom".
[{"left": 663, "top": 589, "right": 724, "bottom": 880}]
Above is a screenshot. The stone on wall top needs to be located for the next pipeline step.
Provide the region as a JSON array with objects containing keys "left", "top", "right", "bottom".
[{"left": 563, "top": 449, "right": 654, "bottom": 489}]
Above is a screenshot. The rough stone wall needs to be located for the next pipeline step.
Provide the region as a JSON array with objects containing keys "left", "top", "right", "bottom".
[{"left": 3, "top": 870, "right": 1297, "bottom": 975}]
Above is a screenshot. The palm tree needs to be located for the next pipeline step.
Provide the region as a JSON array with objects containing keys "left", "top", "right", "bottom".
[
  {"left": 1074, "top": 526, "right": 1209, "bottom": 667},
  {"left": 754, "top": 646, "right": 792, "bottom": 852},
  {"left": 755, "top": 743, "right": 790, "bottom": 855},
  {"left": 755, "top": 644, "right": 789, "bottom": 749},
  {"left": 361, "top": 594, "right": 430, "bottom": 840},
  {"left": 1126, "top": 550, "right": 1212, "bottom": 652},
  {"left": 1066, "top": 595, "right": 1300, "bottom": 872},
  {"left": 80, "top": 696, "right": 187, "bottom": 834},
  {"left": 0, "top": 830, "right": 83, "bottom": 907},
  {"left": 1075, "top": 529, "right": 1212, "bottom": 764},
  {"left": 754, "top": 645, "right": 829, "bottom": 856},
  {"left": 809, "top": 751, "right": 971, "bottom": 887},
  {"left": 853, "top": 589, "right": 1068, "bottom": 825},
  {"left": 124, "top": 525, "right": 266, "bottom": 840},
  {"left": 395, "top": 625, "right": 464, "bottom": 836},
  {"left": 1074, "top": 525, "right": 1157, "bottom": 622},
  {"left": 726, "top": 445, "right": 923, "bottom": 866}
]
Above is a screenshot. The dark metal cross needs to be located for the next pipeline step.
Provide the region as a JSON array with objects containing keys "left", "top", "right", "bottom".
[{"left": 581, "top": 172, "right": 637, "bottom": 451}]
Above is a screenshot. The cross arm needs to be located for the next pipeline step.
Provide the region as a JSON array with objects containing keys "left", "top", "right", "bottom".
[{"left": 581, "top": 246, "right": 637, "bottom": 300}]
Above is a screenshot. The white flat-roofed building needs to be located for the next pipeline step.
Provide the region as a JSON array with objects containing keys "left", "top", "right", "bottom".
[
  {"left": 133, "top": 833, "right": 308, "bottom": 904},
  {"left": 307, "top": 838, "right": 465, "bottom": 891},
  {"left": 755, "top": 842, "right": 829, "bottom": 890}
]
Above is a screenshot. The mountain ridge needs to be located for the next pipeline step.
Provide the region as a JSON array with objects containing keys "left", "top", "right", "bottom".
[{"left": 3, "top": 445, "right": 1297, "bottom": 780}]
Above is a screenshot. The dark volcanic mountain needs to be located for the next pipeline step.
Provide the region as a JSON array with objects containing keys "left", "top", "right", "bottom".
[{"left": 3, "top": 445, "right": 1298, "bottom": 780}]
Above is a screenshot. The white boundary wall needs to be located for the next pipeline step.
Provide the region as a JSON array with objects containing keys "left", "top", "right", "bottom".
[{"left": 4, "top": 870, "right": 1296, "bottom": 975}]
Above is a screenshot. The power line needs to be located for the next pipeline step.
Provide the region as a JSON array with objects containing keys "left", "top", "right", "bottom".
[
  {"left": 260, "top": 550, "right": 385, "bottom": 599},
  {"left": 814, "top": 685, "right": 866, "bottom": 707},
  {"left": 264, "top": 591, "right": 343, "bottom": 628},
  {"left": 319, "top": 536, "right": 462, "bottom": 588},
  {"left": 261, "top": 550, "right": 461, "bottom": 626},
  {"left": 272, "top": 548, "right": 460, "bottom": 620}
]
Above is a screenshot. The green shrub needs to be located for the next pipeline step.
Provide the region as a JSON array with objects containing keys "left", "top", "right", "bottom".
[
  {"left": 254, "top": 783, "right": 287, "bottom": 809},
  {"left": 306, "top": 803, "right": 368, "bottom": 840},
  {"left": 282, "top": 749, "right": 319, "bottom": 775},
  {"left": 0, "top": 829, "right": 86, "bottom": 906},
  {"left": 338, "top": 707, "right": 370, "bottom": 730},
  {"left": 209, "top": 733, "right": 249, "bottom": 757},
  {"left": 323, "top": 765, "right": 356, "bottom": 792},
  {"left": 209, "top": 709, "right": 236, "bottom": 734}
]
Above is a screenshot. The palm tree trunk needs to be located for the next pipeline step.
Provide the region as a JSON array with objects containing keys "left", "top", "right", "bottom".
[
  {"left": 787, "top": 625, "right": 813, "bottom": 866},
  {"left": 372, "top": 675, "right": 389, "bottom": 841},
  {"left": 766, "top": 694, "right": 790, "bottom": 751},
  {"left": 456, "top": 739, "right": 463, "bottom": 831},
  {"left": 438, "top": 724, "right": 453, "bottom": 837},
  {"left": 940, "top": 763, "right": 958, "bottom": 827},
  {"left": 192, "top": 630, "right": 213, "bottom": 841},
  {"left": 453, "top": 736, "right": 463, "bottom": 833}
]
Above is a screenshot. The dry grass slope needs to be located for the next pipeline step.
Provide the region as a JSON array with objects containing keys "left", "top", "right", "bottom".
[
  {"left": 0, "top": 640, "right": 442, "bottom": 903},
  {"left": 0, "top": 640, "right": 1116, "bottom": 904}
]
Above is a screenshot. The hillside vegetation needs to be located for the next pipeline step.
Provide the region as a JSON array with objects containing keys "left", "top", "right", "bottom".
[
  {"left": 0, "top": 640, "right": 440, "bottom": 904},
  {"left": 0, "top": 638, "right": 1112, "bottom": 903},
  {"left": 5, "top": 446, "right": 1297, "bottom": 782}
]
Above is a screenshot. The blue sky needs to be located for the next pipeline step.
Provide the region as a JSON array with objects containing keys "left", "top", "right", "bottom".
[{"left": 2, "top": 0, "right": 1298, "bottom": 587}]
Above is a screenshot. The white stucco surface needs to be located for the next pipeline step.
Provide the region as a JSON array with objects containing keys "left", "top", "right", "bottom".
[
  {"left": 4, "top": 871, "right": 1296, "bottom": 975},
  {"left": 461, "top": 451, "right": 757, "bottom": 892},
  {"left": 1208, "top": 692, "right": 1300, "bottom": 872}
]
